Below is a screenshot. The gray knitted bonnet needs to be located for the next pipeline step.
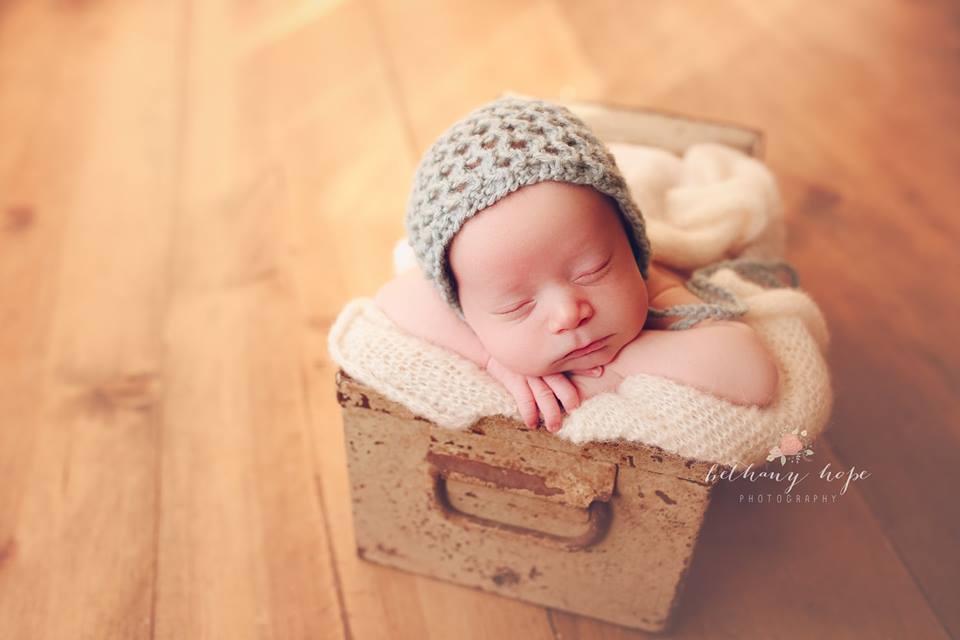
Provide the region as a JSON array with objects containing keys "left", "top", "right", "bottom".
[{"left": 405, "top": 96, "right": 652, "bottom": 317}]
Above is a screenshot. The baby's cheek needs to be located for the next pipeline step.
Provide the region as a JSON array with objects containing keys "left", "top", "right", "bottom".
[{"left": 608, "top": 279, "right": 648, "bottom": 335}]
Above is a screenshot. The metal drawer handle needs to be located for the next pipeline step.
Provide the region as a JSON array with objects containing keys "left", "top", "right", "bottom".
[{"left": 428, "top": 467, "right": 612, "bottom": 551}]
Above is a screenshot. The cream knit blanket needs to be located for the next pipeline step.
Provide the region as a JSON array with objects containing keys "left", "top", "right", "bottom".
[{"left": 328, "top": 143, "right": 832, "bottom": 467}]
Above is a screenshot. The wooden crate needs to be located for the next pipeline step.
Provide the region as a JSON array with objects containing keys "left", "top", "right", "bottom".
[
  {"left": 337, "top": 100, "right": 763, "bottom": 632},
  {"left": 337, "top": 371, "right": 720, "bottom": 632}
]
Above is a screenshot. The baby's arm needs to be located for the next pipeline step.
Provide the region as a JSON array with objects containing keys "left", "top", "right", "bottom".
[
  {"left": 374, "top": 266, "right": 490, "bottom": 369},
  {"left": 565, "top": 261, "right": 777, "bottom": 405},
  {"left": 570, "top": 322, "right": 779, "bottom": 407}
]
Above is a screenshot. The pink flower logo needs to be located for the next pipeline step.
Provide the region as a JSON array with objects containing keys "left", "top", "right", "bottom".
[
  {"left": 767, "top": 429, "right": 814, "bottom": 465},
  {"left": 779, "top": 434, "right": 803, "bottom": 456}
]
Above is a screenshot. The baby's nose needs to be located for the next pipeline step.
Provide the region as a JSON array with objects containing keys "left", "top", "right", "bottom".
[{"left": 548, "top": 294, "right": 593, "bottom": 332}]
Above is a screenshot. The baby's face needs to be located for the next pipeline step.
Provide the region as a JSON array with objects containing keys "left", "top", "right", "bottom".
[{"left": 449, "top": 181, "right": 649, "bottom": 377}]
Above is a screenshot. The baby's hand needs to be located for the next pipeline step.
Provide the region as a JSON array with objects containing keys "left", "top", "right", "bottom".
[
  {"left": 567, "top": 363, "right": 622, "bottom": 399},
  {"left": 484, "top": 357, "right": 603, "bottom": 433}
]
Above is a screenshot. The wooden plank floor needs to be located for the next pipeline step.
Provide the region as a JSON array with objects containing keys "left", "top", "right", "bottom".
[{"left": 1, "top": 0, "right": 957, "bottom": 637}]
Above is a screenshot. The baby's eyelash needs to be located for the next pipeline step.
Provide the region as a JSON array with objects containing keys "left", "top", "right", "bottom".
[
  {"left": 495, "top": 300, "right": 532, "bottom": 315},
  {"left": 577, "top": 258, "right": 612, "bottom": 279}
]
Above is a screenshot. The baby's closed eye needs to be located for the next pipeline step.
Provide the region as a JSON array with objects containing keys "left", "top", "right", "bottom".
[
  {"left": 489, "top": 254, "right": 613, "bottom": 319},
  {"left": 493, "top": 299, "right": 534, "bottom": 317},
  {"left": 574, "top": 257, "right": 612, "bottom": 283}
]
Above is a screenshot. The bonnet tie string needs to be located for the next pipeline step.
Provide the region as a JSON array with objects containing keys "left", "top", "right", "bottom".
[{"left": 647, "top": 258, "right": 800, "bottom": 330}]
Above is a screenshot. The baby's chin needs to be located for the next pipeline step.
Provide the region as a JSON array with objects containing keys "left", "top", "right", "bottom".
[
  {"left": 536, "top": 345, "right": 617, "bottom": 376},
  {"left": 565, "top": 348, "right": 617, "bottom": 371}
]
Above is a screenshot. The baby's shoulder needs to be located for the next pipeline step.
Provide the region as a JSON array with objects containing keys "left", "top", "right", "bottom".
[{"left": 610, "top": 330, "right": 678, "bottom": 372}]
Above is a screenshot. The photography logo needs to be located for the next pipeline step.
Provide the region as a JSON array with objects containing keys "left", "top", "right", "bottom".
[{"left": 705, "top": 429, "right": 871, "bottom": 504}]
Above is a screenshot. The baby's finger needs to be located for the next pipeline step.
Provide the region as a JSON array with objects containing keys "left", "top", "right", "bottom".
[
  {"left": 569, "top": 365, "right": 604, "bottom": 377},
  {"left": 543, "top": 373, "right": 580, "bottom": 414},
  {"left": 505, "top": 378, "right": 539, "bottom": 429},
  {"left": 527, "top": 376, "right": 563, "bottom": 433}
]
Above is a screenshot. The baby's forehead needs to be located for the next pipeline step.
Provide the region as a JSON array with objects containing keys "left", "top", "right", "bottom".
[
  {"left": 463, "top": 227, "right": 607, "bottom": 274},
  {"left": 452, "top": 182, "right": 623, "bottom": 255}
]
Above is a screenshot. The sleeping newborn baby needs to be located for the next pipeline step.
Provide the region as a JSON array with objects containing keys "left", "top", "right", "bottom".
[{"left": 375, "top": 97, "right": 778, "bottom": 432}]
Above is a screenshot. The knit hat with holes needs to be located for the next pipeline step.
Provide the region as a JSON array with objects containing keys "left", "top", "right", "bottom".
[{"left": 405, "top": 96, "right": 652, "bottom": 319}]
